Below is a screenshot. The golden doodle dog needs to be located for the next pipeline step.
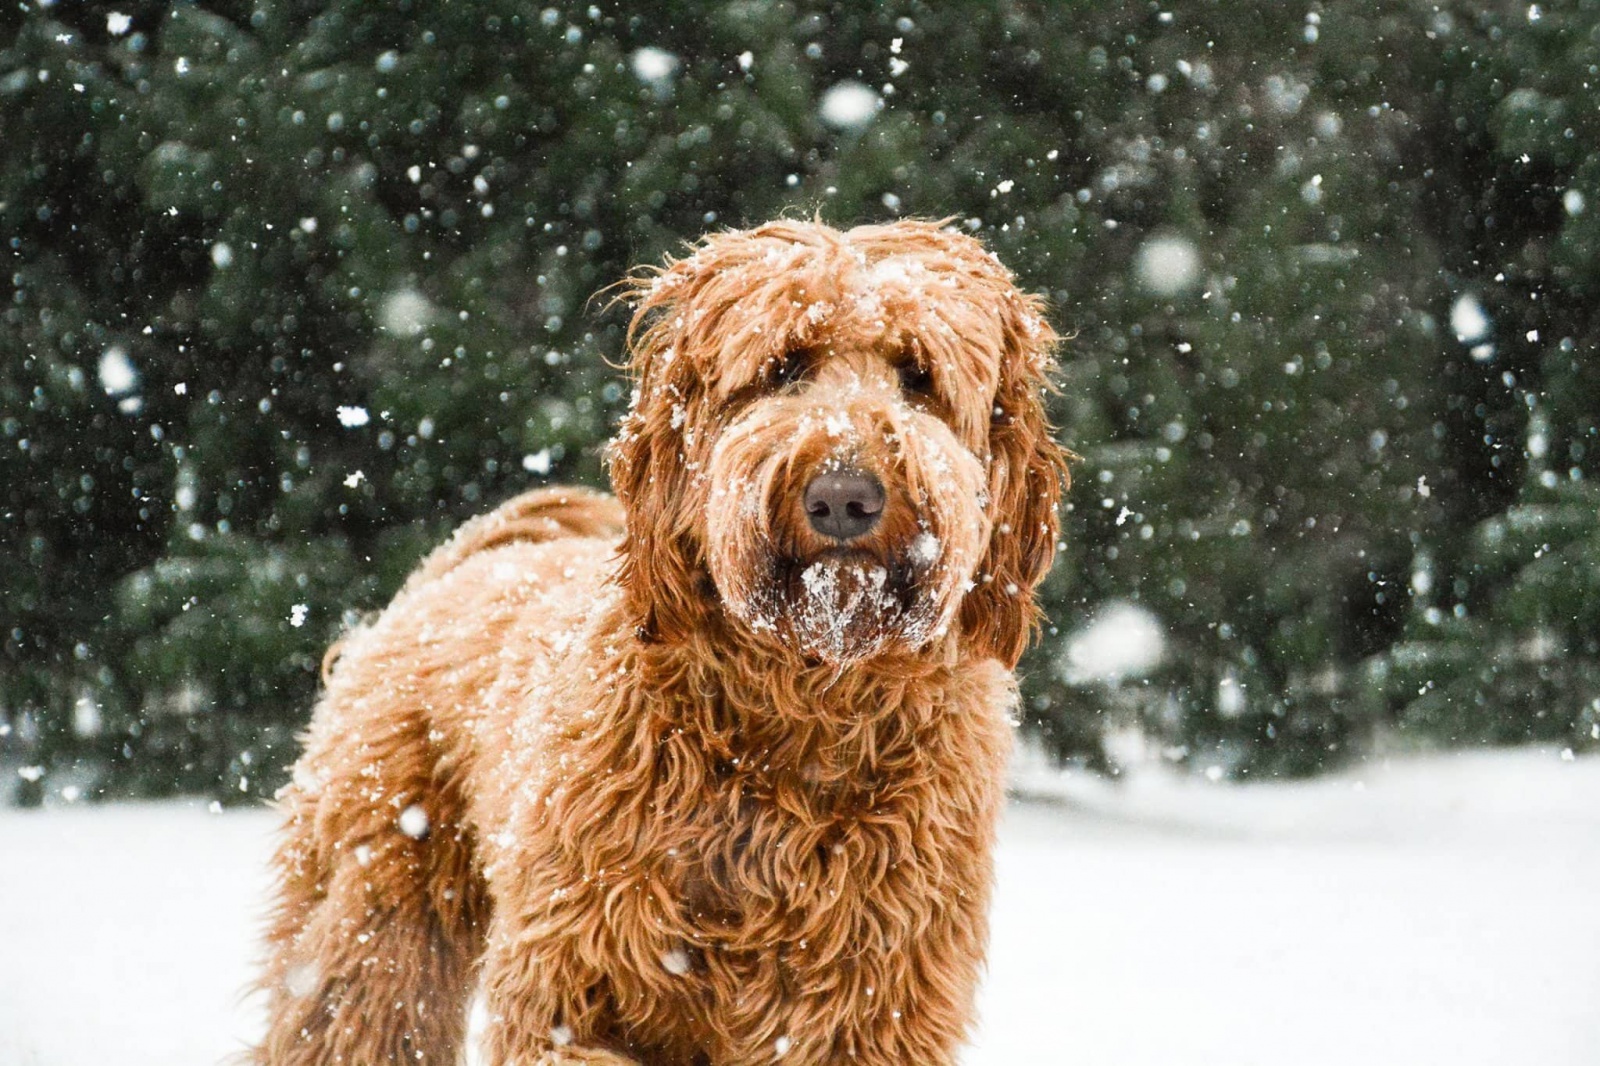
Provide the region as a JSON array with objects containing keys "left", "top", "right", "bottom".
[{"left": 254, "top": 218, "right": 1072, "bottom": 1065}]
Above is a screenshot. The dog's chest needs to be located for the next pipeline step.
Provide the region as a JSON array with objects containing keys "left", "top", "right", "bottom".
[
  {"left": 670, "top": 769, "right": 897, "bottom": 934},
  {"left": 675, "top": 807, "right": 751, "bottom": 928}
]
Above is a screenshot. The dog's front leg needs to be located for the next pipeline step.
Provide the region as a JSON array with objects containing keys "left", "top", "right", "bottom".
[
  {"left": 475, "top": 887, "right": 648, "bottom": 1066},
  {"left": 479, "top": 1000, "right": 644, "bottom": 1066},
  {"left": 479, "top": 1012, "right": 645, "bottom": 1066}
]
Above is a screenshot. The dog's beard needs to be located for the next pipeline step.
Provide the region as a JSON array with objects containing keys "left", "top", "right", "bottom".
[
  {"left": 713, "top": 536, "right": 961, "bottom": 665},
  {"left": 781, "top": 549, "right": 938, "bottom": 664}
]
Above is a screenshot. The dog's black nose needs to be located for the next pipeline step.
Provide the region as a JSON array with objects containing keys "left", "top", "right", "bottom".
[{"left": 804, "top": 470, "right": 885, "bottom": 540}]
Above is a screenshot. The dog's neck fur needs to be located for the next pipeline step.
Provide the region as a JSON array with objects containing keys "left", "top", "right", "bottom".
[{"left": 627, "top": 616, "right": 1004, "bottom": 796}]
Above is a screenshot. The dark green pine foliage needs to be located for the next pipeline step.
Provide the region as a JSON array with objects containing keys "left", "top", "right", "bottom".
[
  {"left": 2, "top": 0, "right": 1596, "bottom": 804},
  {"left": 1380, "top": 3, "right": 1600, "bottom": 751}
]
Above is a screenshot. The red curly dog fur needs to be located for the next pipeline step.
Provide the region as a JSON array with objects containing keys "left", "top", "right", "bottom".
[{"left": 254, "top": 219, "right": 1072, "bottom": 1065}]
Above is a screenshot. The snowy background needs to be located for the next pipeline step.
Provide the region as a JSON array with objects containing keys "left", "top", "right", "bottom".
[
  {"left": 7, "top": 4, "right": 1600, "bottom": 1060},
  {"left": 4, "top": 747, "right": 1596, "bottom": 1066}
]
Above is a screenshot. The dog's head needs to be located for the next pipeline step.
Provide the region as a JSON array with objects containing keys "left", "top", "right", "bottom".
[{"left": 609, "top": 219, "right": 1071, "bottom": 668}]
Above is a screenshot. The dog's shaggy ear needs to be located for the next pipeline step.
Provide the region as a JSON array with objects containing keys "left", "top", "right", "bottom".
[
  {"left": 606, "top": 254, "right": 717, "bottom": 642},
  {"left": 959, "top": 290, "right": 1074, "bottom": 668}
]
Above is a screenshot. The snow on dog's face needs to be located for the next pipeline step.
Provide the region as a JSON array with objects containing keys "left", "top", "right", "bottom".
[
  {"left": 699, "top": 348, "right": 988, "bottom": 665},
  {"left": 609, "top": 219, "right": 1071, "bottom": 667}
]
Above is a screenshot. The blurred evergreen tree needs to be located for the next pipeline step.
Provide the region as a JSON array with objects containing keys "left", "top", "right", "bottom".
[
  {"left": 1379, "top": 1, "right": 1600, "bottom": 753},
  {"left": 2, "top": 0, "right": 1596, "bottom": 804}
]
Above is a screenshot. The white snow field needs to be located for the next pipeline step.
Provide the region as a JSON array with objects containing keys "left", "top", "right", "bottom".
[{"left": 2, "top": 748, "right": 1597, "bottom": 1066}]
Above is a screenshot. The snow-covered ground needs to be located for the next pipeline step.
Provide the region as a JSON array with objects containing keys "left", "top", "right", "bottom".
[{"left": 2, "top": 748, "right": 1596, "bottom": 1065}]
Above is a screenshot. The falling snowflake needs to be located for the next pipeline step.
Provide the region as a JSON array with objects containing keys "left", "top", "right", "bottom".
[
  {"left": 98, "top": 345, "right": 137, "bottom": 395},
  {"left": 1450, "top": 293, "right": 1491, "bottom": 344},
  {"left": 819, "top": 81, "right": 880, "bottom": 130},
  {"left": 398, "top": 805, "right": 430, "bottom": 839},
  {"left": 1135, "top": 235, "right": 1201, "bottom": 297},
  {"left": 630, "top": 47, "right": 679, "bottom": 85}
]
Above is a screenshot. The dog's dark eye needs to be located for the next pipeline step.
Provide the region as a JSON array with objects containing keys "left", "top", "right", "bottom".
[
  {"left": 896, "top": 361, "right": 934, "bottom": 398},
  {"left": 768, "top": 350, "right": 807, "bottom": 388}
]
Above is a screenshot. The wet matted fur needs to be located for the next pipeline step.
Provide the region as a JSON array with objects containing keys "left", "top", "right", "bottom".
[{"left": 254, "top": 218, "right": 1073, "bottom": 1065}]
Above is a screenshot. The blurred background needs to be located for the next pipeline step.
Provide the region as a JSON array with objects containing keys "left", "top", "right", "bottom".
[{"left": 4, "top": 0, "right": 1600, "bottom": 807}]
